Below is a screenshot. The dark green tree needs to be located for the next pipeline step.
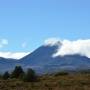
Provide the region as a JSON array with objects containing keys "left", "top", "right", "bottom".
[
  {"left": 3, "top": 71, "right": 10, "bottom": 80},
  {"left": 24, "top": 68, "right": 37, "bottom": 82},
  {"left": 11, "top": 66, "right": 24, "bottom": 79}
]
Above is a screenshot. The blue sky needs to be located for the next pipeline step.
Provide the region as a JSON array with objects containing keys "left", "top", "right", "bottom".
[{"left": 0, "top": 0, "right": 90, "bottom": 52}]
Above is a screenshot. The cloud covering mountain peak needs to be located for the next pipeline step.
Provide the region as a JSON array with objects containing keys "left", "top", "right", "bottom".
[
  {"left": 0, "top": 38, "right": 90, "bottom": 59},
  {"left": 44, "top": 38, "right": 62, "bottom": 46},
  {"left": 52, "top": 39, "right": 90, "bottom": 58}
]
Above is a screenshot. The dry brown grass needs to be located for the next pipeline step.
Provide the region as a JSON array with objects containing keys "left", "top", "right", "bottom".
[{"left": 0, "top": 73, "right": 90, "bottom": 90}]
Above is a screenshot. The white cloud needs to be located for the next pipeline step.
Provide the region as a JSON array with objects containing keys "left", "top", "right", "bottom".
[
  {"left": 0, "top": 39, "right": 30, "bottom": 59},
  {"left": 0, "top": 39, "right": 8, "bottom": 48},
  {"left": 0, "top": 52, "right": 30, "bottom": 59},
  {"left": 52, "top": 39, "right": 90, "bottom": 58},
  {"left": 22, "top": 42, "right": 27, "bottom": 48},
  {"left": 1, "top": 39, "right": 8, "bottom": 45},
  {"left": 44, "top": 38, "right": 62, "bottom": 46}
]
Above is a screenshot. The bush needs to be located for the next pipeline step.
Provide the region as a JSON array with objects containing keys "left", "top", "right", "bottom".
[
  {"left": 3, "top": 71, "right": 10, "bottom": 80},
  {"left": 11, "top": 66, "right": 25, "bottom": 79},
  {"left": 1, "top": 66, "right": 38, "bottom": 82},
  {"left": 23, "top": 68, "right": 37, "bottom": 82},
  {"left": 55, "top": 71, "right": 69, "bottom": 76}
]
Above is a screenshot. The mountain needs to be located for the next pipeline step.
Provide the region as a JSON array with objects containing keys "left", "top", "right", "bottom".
[
  {"left": 19, "top": 43, "right": 90, "bottom": 74},
  {"left": 0, "top": 57, "right": 17, "bottom": 73},
  {"left": 0, "top": 41, "right": 90, "bottom": 74}
]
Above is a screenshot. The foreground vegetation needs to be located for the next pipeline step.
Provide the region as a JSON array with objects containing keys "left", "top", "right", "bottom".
[{"left": 0, "top": 66, "right": 90, "bottom": 90}]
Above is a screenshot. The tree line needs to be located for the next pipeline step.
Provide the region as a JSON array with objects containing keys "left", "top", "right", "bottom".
[{"left": 2, "top": 66, "right": 37, "bottom": 82}]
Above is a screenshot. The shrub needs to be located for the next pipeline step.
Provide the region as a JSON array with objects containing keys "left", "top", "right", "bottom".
[
  {"left": 55, "top": 71, "right": 69, "bottom": 76},
  {"left": 11, "top": 66, "right": 25, "bottom": 79},
  {"left": 3, "top": 71, "right": 10, "bottom": 80},
  {"left": 23, "top": 68, "right": 37, "bottom": 82}
]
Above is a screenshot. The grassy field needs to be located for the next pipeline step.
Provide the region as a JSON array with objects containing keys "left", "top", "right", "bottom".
[{"left": 0, "top": 73, "right": 90, "bottom": 90}]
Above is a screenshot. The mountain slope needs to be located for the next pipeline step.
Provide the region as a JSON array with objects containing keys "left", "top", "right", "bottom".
[
  {"left": 0, "top": 42, "right": 90, "bottom": 74},
  {"left": 0, "top": 57, "right": 18, "bottom": 73},
  {"left": 18, "top": 44, "right": 90, "bottom": 74}
]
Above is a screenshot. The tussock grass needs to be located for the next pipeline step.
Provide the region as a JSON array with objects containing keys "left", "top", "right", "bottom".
[{"left": 0, "top": 73, "right": 90, "bottom": 90}]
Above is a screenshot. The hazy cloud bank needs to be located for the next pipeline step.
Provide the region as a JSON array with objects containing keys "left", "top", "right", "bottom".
[
  {"left": 0, "top": 52, "right": 30, "bottom": 59},
  {"left": 45, "top": 38, "right": 90, "bottom": 58}
]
